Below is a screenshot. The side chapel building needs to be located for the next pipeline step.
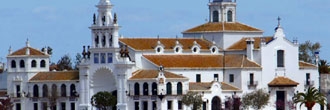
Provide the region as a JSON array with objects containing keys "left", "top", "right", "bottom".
[{"left": 6, "top": 0, "right": 319, "bottom": 110}]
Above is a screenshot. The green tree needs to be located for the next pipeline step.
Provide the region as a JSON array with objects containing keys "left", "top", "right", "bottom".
[
  {"left": 292, "top": 87, "right": 326, "bottom": 110},
  {"left": 57, "top": 54, "right": 73, "bottom": 71},
  {"left": 90, "top": 91, "right": 117, "bottom": 110},
  {"left": 299, "top": 40, "right": 321, "bottom": 63},
  {"left": 181, "top": 91, "right": 203, "bottom": 110},
  {"left": 319, "top": 60, "right": 329, "bottom": 73},
  {"left": 241, "top": 89, "right": 269, "bottom": 110},
  {"left": 41, "top": 46, "right": 53, "bottom": 55},
  {"left": 74, "top": 53, "right": 82, "bottom": 70}
]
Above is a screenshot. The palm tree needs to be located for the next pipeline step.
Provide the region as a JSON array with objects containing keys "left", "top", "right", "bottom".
[
  {"left": 319, "top": 59, "right": 329, "bottom": 73},
  {"left": 292, "top": 87, "right": 326, "bottom": 110}
]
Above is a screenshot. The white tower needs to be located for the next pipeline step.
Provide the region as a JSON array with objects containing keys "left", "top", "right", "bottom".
[
  {"left": 209, "top": 0, "right": 236, "bottom": 22},
  {"left": 90, "top": 0, "right": 120, "bottom": 48}
]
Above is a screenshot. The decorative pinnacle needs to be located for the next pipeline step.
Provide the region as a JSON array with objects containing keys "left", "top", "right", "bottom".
[{"left": 277, "top": 16, "right": 281, "bottom": 27}]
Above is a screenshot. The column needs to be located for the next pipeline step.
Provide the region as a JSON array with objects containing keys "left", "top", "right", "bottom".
[
  {"left": 105, "top": 32, "right": 109, "bottom": 48},
  {"left": 97, "top": 32, "right": 102, "bottom": 48},
  {"left": 112, "top": 26, "right": 119, "bottom": 48}
]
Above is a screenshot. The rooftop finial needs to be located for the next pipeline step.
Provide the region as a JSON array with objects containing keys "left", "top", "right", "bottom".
[
  {"left": 277, "top": 16, "right": 281, "bottom": 27},
  {"left": 8, "top": 46, "right": 12, "bottom": 55},
  {"left": 26, "top": 38, "right": 30, "bottom": 47}
]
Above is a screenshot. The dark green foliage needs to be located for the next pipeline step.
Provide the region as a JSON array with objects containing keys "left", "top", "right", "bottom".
[
  {"left": 181, "top": 91, "right": 203, "bottom": 110},
  {"left": 299, "top": 40, "right": 321, "bottom": 63},
  {"left": 292, "top": 87, "right": 326, "bottom": 110},
  {"left": 41, "top": 46, "right": 53, "bottom": 55},
  {"left": 57, "top": 54, "right": 73, "bottom": 71},
  {"left": 241, "top": 89, "right": 269, "bottom": 110},
  {"left": 91, "top": 91, "right": 117, "bottom": 110},
  {"left": 319, "top": 60, "right": 329, "bottom": 73},
  {"left": 0, "top": 97, "right": 13, "bottom": 110},
  {"left": 74, "top": 53, "right": 82, "bottom": 70}
]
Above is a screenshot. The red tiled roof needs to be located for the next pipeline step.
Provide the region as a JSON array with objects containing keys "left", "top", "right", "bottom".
[
  {"left": 8, "top": 47, "right": 47, "bottom": 56},
  {"left": 143, "top": 54, "right": 261, "bottom": 68},
  {"left": 129, "top": 70, "right": 187, "bottom": 80},
  {"left": 189, "top": 82, "right": 240, "bottom": 91},
  {"left": 119, "top": 38, "right": 214, "bottom": 50},
  {"left": 299, "top": 61, "right": 317, "bottom": 68},
  {"left": 227, "top": 37, "right": 273, "bottom": 50},
  {"left": 30, "top": 71, "right": 79, "bottom": 81},
  {"left": 183, "top": 22, "right": 262, "bottom": 33},
  {"left": 268, "top": 76, "right": 299, "bottom": 87}
]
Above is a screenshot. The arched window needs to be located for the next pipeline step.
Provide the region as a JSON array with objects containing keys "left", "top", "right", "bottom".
[
  {"left": 11, "top": 60, "right": 16, "bottom": 68},
  {"left": 61, "top": 84, "right": 66, "bottom": 97},
  {"left": 166, "top": 82, "right": 172, "bottom": 95},
  {"left": 134, "top": 83, "right": 140, "bottom": 95},
  {"left": 19, "top": 60, "right": 25, "bottom": 68},
  {"left": 177, "top": 82, "right": 183, "bottom": 95},
  {"left": 70, "top": 84, "right": 76, "bottom": 97},
  {"left": 33, "top": 85, "right": 39, "bottom": 97},
  {"left": 40, "top": 60, "right": 46, "bottom": 68},
  {"left": 31, "top": 60, "right": 37, "bottom": 68},
  {"left": 51, "top": 84, "right": 57, "bottom": 97},
  {"left": 143, "top": 83, "right": 149, "bottom": 96},
  {"left": 42, "top": 84, "right": 48, "bottom": 97},
  {"left": 277, "top": 50, "right": 284, "bottom": 67},
  {"left": 152, "top": 82, "right": 157, "bottom": 95},
  {"left": 227, "top": 10, "right": 233, "bottom": 22},
  {"left": 213, "top": 11, "right": 219, "bottom": 22}
]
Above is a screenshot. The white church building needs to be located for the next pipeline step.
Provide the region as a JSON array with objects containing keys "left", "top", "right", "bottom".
[{"left": 6, "top": 0, "right": 320, "bottom": 110}]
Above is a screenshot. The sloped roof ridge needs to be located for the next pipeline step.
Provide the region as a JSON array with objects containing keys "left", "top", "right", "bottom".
[
  {"left": 9, "top": 46, "right": 46, "bottom": 56},
  {"left": 243, "top": 55, "right": 262, "bottom": 67}
]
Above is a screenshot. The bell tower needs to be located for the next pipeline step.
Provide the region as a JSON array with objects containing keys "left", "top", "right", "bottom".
[
  {"left": 90, "top": 0, "right": 120, "bottom": 48},
  {"left": 209, "top": 0, "right": 236, "bottom": 23}
]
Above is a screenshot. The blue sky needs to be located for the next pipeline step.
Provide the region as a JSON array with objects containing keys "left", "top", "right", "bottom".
[{"left": 0, "top": 0, "right": 329, "bottom": 63}]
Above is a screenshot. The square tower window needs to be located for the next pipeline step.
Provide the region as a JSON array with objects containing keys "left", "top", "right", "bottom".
[{"left": 94, "top": 53, "right": 99, "bottom": 64}]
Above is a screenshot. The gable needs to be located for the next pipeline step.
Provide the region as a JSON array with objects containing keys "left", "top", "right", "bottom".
[{"left": 183, "top": 22, "right": 262, "bottom": 33}]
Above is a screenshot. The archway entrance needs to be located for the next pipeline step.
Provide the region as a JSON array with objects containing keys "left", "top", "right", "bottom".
[
  {"left": 212, "top": 96, "right": 221, "bottom": 110},
  {"left": 92, "top": 68, "right": 117, "bottom": 95}
]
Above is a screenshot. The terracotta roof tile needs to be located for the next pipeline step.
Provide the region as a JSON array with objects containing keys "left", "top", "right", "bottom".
[
  {"left": 189, "top": 82, "right": 240, "bottom": 91},
  {"left": 227, "top": 37, "right": 273, "bottom": 50},
  {"left": 268, "top": 76, "right": 299, "bottom": 87},
  {"left": 30, "top": 71, "right": 79, "bottom": 81},
  {"left": 129, "top": 70, "right": 187, "bottom": 80},
  {"left": 221, "top": 82, "right": 241, "bottom": 91},
  {"left": 299, "top": 61, "right": 317, "bottom": 68},
  {"left": 183, "top": 22, "right": 262, "bottom": 33},
  {"left": 143, "top": 54, "right": 261, "bottom": 68},
  {"left": 119, "top": 38, "right": 214, "bottom": 50},
  {"left": 9, "top": 47, "right": 47, "bottom": 56}
]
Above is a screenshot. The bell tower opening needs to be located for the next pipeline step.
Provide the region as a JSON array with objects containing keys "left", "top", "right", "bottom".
[{"left": 209, "top": 0, "right": 236, "bottom": 22}]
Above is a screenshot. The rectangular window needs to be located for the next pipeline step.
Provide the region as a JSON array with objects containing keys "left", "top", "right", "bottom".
[
  {"left": 16, "top": 85, "right": 21, "bottom": 97},
  {"left": 167, "top": 101, "right": 172, "bottom": 110},
  {"left": 249, "top": 73, "right": 254, "bottom": 85},
  {"left": 61, "top": 102, "right": 66, "bottom": 110},
  {"left": 135, "top": 102, "right": 139, "bottom": 110},
  {"left": 34, "top": 103, "right": 38, "bottom": 110},
  {"left": 229, "top": 74, "right": 234, "bottom": 83},
  {"left": 214, "top": 74, "right": 219, "bottom": 81},
  {"left": 70, "top": 103, "right": 75, "bottom": 110},
  {"left": 152, "top": 101, "right": 157, "bottom": 110},
  {"left": 178, "top": 101, "right": 182, "bottom": 109},
  {"left": 196, "top": 74, "right": 201, "bottom": 82},
  {"left": 143, "top": 101, "right": 148, "bottom": 110},
  {"left": 203, "top": 102, "right": 207, "bottom": 110},
  {"left": 16, "top": 103, "right": 21, "bottom": 110},
  {"left": 94, "top": 53, "right": 99, "bottom": 64},
  {"left": 306, "top": 73, "right": 310, "bottom": 85},
  {"left": 277, "top": 50, "right": 284, "bottom": 67},
  {"left": 107, "top": 53, "right": 113, "bottom": 63},
  {"left": 100, "top": 53, "right": 106, "bottom": 64},
  {"left": 42, "top": 102, "right": 47, "bottom": 110}
]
